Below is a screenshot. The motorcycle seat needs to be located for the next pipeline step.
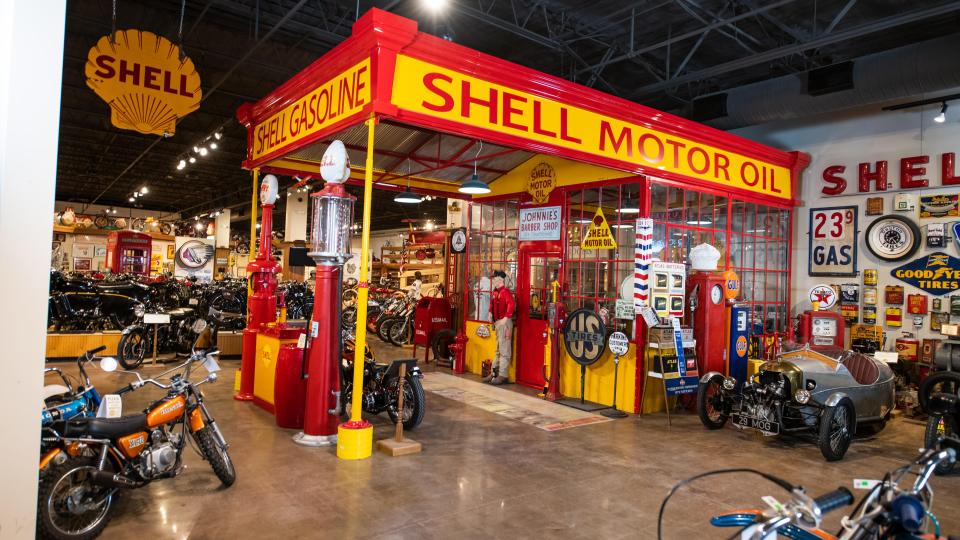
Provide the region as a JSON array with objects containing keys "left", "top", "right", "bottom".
[{"left": 64, "top": 414, "right": 149, "bottom": 438}]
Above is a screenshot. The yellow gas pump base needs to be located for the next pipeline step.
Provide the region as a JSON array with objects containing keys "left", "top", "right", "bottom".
[{"left": 337, "top": 420, "right": 373, "bottom": 460}]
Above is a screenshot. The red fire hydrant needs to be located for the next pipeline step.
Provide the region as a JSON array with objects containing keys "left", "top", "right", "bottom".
[{"left": 450, "top": 332, "right": 468, "bottom": 374}]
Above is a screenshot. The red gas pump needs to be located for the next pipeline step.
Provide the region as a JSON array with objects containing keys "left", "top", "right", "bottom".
[
  {"left": 235, "top": 175, "right": 280, "bottom": 401},
  {"left": 293, "top": 144, "right": 356, "bottom": 447},
  {"left": 796, "top": 310, "right": 845, "bottom": 350},
  {"left": 686, "top": 271, "right": 729, "bottom": 375}
]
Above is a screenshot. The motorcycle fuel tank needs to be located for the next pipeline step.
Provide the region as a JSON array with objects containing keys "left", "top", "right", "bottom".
[{"left": 147, "top": 395, "right": 186, "bottom": 428}]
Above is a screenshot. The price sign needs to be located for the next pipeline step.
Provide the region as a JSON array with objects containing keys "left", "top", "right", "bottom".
[{"left": 809, "top": 206, "right": 858, "bottom": 276}]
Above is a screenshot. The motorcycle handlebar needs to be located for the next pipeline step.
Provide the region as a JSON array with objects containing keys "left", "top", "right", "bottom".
[
  {"left": 87, "top": 345, "right": 107, "bottom": 355},
  {"left": 813, "top": 488, "right": 854, "bottom": 516}
]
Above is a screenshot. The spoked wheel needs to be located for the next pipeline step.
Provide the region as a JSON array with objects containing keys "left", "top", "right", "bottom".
[
  {"left": 38, "top": 456, "right": 116, "bottom": 540},
  {"left": 919, "top": 371, "right": 960, "bottom": 414},
  {"left": 387, "top": 375, "right": 425, "bottom": 430},
  {"left": 117, "top": 329, "right": 147, "bottom": 369},
  {"left": 388, "top": 317, "right": 412, "bottom": 346},
  {"left": 341, "top": 306, "right": 358, "bottom": 331},
  {"left": 342, "top": 288, "right": 358, "bottom": 306},
  {"left": 924, "top": 414, "right": 958, "bottom": 475},
  {"left": 818, "top": 400, "right": 854, "bottom": 461},
  {"left": 193, "top": 426, "right": 236, "bottom": 487},
  {"left": 697, "top": 374, "right": 730, "bottom": 429},
  {"left": 377, "top": 316, "right": 398, "bottom": 343}
]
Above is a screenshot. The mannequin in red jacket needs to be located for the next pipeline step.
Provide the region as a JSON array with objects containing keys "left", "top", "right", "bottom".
[{"left": 484, "top": 270, "right": 515, "bottom": 385}]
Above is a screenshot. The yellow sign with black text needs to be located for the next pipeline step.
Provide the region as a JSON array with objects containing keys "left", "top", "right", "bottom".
[
  {"left": 251, "top": 58, "right": 371, "bottom": 161},
  {"left": 581, "top": 208, "right": 617, "bottom": 250},
  {"left": 85, "top": 30, "right": 201, "bottom": 136},
  {"left": 390, "top": 55, "right": 792, "bottom": 200}
]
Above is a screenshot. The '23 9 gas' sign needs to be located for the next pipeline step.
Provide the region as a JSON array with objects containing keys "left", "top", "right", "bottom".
[{"left": 809, "top": 206, "right": 858, "bottom": 276}]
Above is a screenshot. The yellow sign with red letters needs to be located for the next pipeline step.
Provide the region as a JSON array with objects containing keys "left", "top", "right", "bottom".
[
  {"left": 251, "top": 59, "right": 371, "bottom": 161},
  {"left": 391, "top": 55, "right": 791, "bottom": 200},
  {"left": 581, "top": 207, "right": 617, "bottom": 250},
  {"left": 85, "top": 30, "right": 201, "bottom": 136}
]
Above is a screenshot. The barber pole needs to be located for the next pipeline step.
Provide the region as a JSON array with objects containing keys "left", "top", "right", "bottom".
[{"left": 634, "top": 218, "right": 653, "bottom": 311}]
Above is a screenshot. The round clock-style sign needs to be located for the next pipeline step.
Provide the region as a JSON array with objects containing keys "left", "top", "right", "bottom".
[
  {"left": 865, "top": 214, "right": 920, "bottom": 262},
  {"left": 563, "top": 308, "right": 606, "bottom": 366},
  {"left": 450, "top": 228, "right": 467, "bottom": 254}
]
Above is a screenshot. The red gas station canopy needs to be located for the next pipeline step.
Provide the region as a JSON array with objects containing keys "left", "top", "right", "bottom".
[{"left": 237, "top": 8, "right": 808, "bottom": 207}]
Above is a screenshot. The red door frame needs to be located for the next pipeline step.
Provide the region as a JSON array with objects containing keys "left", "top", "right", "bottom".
[{"left": 515, "top": 249, "right": 562, "bottom": 388}]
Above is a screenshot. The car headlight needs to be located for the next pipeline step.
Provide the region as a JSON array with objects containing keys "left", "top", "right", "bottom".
[
  {"left": 794, "top": 389, "right": 811, "bottom": 404},
  {"left": 134, "top": 304, "right": 145, "bottom": 317},
  {"left": 722, "top": 377, "right": 736, "bottom": 390}
]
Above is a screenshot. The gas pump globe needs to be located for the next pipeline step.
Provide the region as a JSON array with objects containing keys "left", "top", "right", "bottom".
[
  {"left": 293, "top": 141, "right": 356, "bottom": 447},
  {"left": 308, "top": 185, "right": 354, "bottom": 265}
]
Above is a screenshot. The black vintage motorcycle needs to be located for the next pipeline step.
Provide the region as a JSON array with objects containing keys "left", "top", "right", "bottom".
[
  {"left": 340, "top": 334, "right": 425, "bottom": 430},
  {"left": 38, "top": 329, "right": 234, "bottom": 540},
  {"left": 48, "top": 271, "right": 149, "bottom": 332},
  {"left": 115, "top": 308, "right": 203, "bottom": 369},
  {"left": 279, "top": 281, "right": 313, "bottom": 320}
]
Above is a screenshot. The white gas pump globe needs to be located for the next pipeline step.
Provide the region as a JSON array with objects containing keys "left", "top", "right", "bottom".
[
  {"left": 320, "top": 140, "right": 350, "bottom": 184},
  {"left": 260, "top": 174, "right": 279, "bottom": 205}
]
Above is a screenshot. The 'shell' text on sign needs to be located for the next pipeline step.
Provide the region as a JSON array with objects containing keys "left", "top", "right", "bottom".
[
  {"left": 808, "top": 206, "right": 857, "bottom": 276},
  {"left": 519, "top": 206, "right": 561, "bottom": 241},
  {"left": 391, "top": 55, "right": 791, "bottom": 200},
  {"left": 252, "top": 59, "right": 370, "bottom": 160}
]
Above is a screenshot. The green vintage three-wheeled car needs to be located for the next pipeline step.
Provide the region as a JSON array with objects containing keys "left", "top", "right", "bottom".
[{"left": 697, "top": 344, "right": 895, "bottom": 461}]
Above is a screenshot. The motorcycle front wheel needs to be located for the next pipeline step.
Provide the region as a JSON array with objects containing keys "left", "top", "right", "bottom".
[
  {"left": 377, "top": 316, "right": 398, "bottom": 343},
  {"left": 388, "top": 318, "right": 411, "bottom": 346},
  {"left": 924, "top": 414, "right": 957, "bottom": 475},
  {"left": 388, "top": 375, "right": 425, "bottom": 430},
  {"left": 37, "top": 456, "right": 117, "bottom": 540},
  {"left": 117, "top": 328, "right": 148, "bottom": 369},
  {"left": 193, "top": 426, "right": 237, "bottom": 487}
]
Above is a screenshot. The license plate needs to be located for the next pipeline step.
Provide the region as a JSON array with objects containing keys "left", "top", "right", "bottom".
[{"left": 732, "top": 413, "right": 780, "bottom": 435}]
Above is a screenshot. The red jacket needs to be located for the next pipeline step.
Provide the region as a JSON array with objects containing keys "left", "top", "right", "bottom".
[{"left": 491, "top": 286, "right": 515, "bottom": 321}]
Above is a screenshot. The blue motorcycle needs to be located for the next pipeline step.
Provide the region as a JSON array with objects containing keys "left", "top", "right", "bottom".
[{"left": 40, "top": 347, "right": 109, "bottom": 464}]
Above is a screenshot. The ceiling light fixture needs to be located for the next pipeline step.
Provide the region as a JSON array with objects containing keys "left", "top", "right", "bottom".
[
  {"left": 423, "top": 0, "right": 447, "bottom": 12},
  {"left": 935, "top": 101, "right": 948, "bottom": 123},
  {"left": 619, "top": 200, "right": 640, "bottom": 214},
  {"left": 140, "top": 186, "right": 148, "bottom": 194},
  {"left": 214, "top": 131, "right": 222, "bottom": 140},
  {"left": 686, "top": 219, "right": 713, "bottom": 226},
  {"left": 189, "top": 156, "right": 197, "bottom": 163},
  {"left": 459, "top": 141, "right": 491, "bottom": 195},
  {"left": 395, "top": 158, "right": 422, "bottom": 204},
  {"left": 177, "top": 159, "right": 186, "bottom": 170},
  {"left": 128, "top": 197, "right": 135, "bottom": 202},
  {"left": 209, "top": 142, "right": 218, "bottom": 150},
  {"left": 198, "top": 147, "right": 209, "bottom": 156}
]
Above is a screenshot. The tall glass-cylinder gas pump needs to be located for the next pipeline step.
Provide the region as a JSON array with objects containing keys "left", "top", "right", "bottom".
[
  {"left": 235, "top": 174, "right": 280, "bottom": 401},
  {"left": 293, "top": 142, "right": 355, "bottom": 446}
]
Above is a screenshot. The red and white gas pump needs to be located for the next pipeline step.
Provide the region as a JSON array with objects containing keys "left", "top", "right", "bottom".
[
  {"left": 235, "top": 174, "right": 280, "bottom": 401},
  {"left": 293, "top": 141, "right": 355, "bottom": 447}
]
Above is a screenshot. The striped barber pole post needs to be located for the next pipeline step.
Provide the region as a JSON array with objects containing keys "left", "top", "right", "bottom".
[{"left": 634, "top": 218, "right": 653, "bottom": 312}]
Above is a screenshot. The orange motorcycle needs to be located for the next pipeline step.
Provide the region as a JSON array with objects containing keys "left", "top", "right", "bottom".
[{"left": 37, "top": 329, "right": 234, "bottom": 540}]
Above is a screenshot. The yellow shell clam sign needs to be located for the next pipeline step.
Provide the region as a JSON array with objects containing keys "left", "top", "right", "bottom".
[
  {"left": 581, "top": 207, "right": 617, "bottom": 250},
  {"left": 85, "top": 30, "right": 201, "bottom": 136}
]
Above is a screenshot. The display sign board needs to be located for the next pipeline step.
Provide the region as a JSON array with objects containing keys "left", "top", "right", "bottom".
[
  {"left": 391, "top": 54, "right": 793, "bottom": 201},
  {"left": 562, "top": 309, "right": 606, "bottom": 366},
  {"left": 450, "top": 228, "right": 467, "bottom": 253},
  {"left": 580, "top": 207, "right": 616, "bottom": 250},
  {"left": 890, "top": 252, "right": 960, "bottom": 296},
  {"left": 607, "top": 331, "right": 629, "bottom": 356},
  {"left": 85, "top": 30, "right": 201, "bottom": 136},
  {"left": 518, "top": 206, "right": 561, "bottom": 241},
  {"left": 525, "top": 162, "right": 557, "bottom": 204},
  {"left": 143, "top": 313, "right": 171, "bottom": 324},
  {"left": 174, "top": 237, "right": 215, "bottom": 283},
  {"left": 664, "top": 318, "right": 699, "bottom": 396},
  {"left": 920, "top": 194, "right": 959, "bottom": 218},
  {"left": 808, "top": 284, "right": 838, "bottom": 309},
  {"left": 614, "top": 299, "right": 635, "bottom": 320},
  {"left": 250, "top": 58, "right": 371, "bottom": 161},
  {"left": 808, "top": 206, "right": 857, "bottom": 276}
]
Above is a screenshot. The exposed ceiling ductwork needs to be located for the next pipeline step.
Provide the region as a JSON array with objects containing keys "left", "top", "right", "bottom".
[{"left": 693, "top": 33, "right": 960, "bottom": 130}]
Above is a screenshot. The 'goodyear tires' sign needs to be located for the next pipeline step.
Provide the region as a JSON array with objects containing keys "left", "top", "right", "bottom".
[{"left": 890, "top": 252, "right": 960, "bottom": 295}]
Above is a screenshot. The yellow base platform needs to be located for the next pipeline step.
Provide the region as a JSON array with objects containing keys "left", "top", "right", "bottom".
[{"left": 337, "top": 423, "right": 373, "bottom": 460}]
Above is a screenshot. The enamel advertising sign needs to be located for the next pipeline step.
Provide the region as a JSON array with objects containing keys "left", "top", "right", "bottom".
[
  {"left": 390, "top": 55, "right": 792, "bottom": 201},
  {"left": 526, "top": 162, "right": 557, "bottom": 204},
  {"left": 518, "top": 206, "right": 561, "bottom": 241},
  {"left": 808, "top": 206, "right": 857, "bottom": 276},
  {"left": 85, "top": 30, "right": 201, "bottom": 136},
  {"left": 890, "top": 252, "right": 960, "bottom": 296},
  {"left": 581, "top": 207, "right": 617, "bottom": 250}
]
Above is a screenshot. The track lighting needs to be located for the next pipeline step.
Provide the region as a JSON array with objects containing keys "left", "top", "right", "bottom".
[
  {"left": 214, "top": 131, "right": 222, "bottom": 140},
  {"left": 189, "top": 156, "right": 197, "bottom": 163},
  {"left": 199, "top": 146, "right": 208, "bottom": 156},
  {"left": 935, "top": 102, "right": 948, "bottom": 123},
  {"left": 209, "top": 142, "right": 218, "bottom": 150},
  {"left": 140, "top": 186, "right": 148, "bottom": 194},
  {"left": 177, "top": 159, "right": 186, "bottom": 170}
]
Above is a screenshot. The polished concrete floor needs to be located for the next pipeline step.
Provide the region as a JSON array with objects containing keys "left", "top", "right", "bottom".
[{"left": 49, "top": 344, "right": 960, "bottom": 540}]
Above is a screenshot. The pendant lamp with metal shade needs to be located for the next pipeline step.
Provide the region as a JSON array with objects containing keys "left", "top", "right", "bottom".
[
  {"left": 394, "top": 159, "right": 423, "bottom": 204},
  {"left": 459, "top": 140, "right": 491, "bottom": 195}
]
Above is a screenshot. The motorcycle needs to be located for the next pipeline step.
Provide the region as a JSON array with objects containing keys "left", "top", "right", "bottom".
[
  {"left": 340, "top": 333, "right": 425, "bottom": 430},
  {"left": 920, "top": 370, "right": 960, "bottom": 475},
  {"left": 115, "top": 308, "right": 203, "bottom": 369},
  {"left": 41, "top": 347, "right": 109, "bottom": 442},
  {"left": 279, "top": 281, "right": 313, "bottom": 320},
  {"left": 38, "top": 328, "right": 234, "bottom": 540},
  {"left": 48, "top": 271, "right": 148, "bottom": 332},
  {"left": 658, "top": 437, "right": 958, "bottom": 539}
]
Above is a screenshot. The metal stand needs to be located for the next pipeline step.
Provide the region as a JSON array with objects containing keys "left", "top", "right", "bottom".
[
  {"left": 601, "top": 354, "right": 628, "bottom": 418},
  {"left": 376, "top": 363, "right": 422, "bottom": 456}
]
